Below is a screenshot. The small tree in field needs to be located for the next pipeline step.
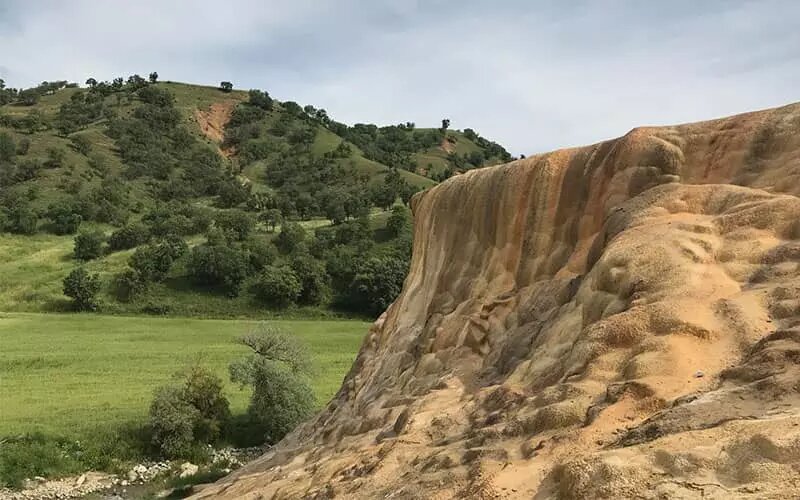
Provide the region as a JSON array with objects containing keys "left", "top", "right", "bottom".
[
  {"left": 63, "top": 267, "right": 101, "bottom": 311},
  {"left": 219, "top": 81, "right": 233, "bottom": 93},
  {"left": 149, "top": 72, "right": 159, "bottom": 83},
  {"left": 74, "top": 230, "right": 105, "bottom": 260},
  {"left": 229, "top": 327, "right": 315, "bottom": 444}
]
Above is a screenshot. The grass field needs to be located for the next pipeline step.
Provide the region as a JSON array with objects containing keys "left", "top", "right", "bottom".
[{"left": 0, "top": 312, "right": 369, "bottom": 438}]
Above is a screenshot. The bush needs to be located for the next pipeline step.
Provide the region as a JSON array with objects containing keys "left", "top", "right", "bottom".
[
  {"left": 114, "top": 268, "right": 149, "bottom": 302},
  {"left": 290, "top": 253, "right": 330, "bottom": 305},
  {"left": 386, "top": 205, "right": 411, "bottom": 238},
  {"left": 215, "top": 210, "right": 255, "bottom": 241},
  {"left": 349, "top": 256, "right": 408, "bottom": 316},
  {"left": 0, "top": 132, "right": 15, "bottom": 163},
  {"left": 275, "top": 222, "right": 306, "bottom": 254},
  {"left": 73, "top": 230, "right": 105, "bottom": 261},
  {"left": 149, "top": 365, "right": 231, "bottom": 459},
  {"left": 108, "top": 223, "right": 149, "bottom": 251},
  {"left": 46, "top": 202, "right": 83, "bottom": 235},
  {"left": 251, "top": 265, "right": 302, "bottom": 308},
  {"left": 0, "top": 434, "right": 83, "bottom": 488},
  {"left": 16, "top": 137, "right": 30, "bottom": 156},
  {"left": 70, "top": 134, "right": 92, "bottom": 155},
  {"left": 242, "top": 236, "right": 278, "bottom": 271},
  {"left": 128, "top": 237, "right": 186, "bottom": 283},
  {"left": 187, "top": 244, "right": 250, "bottom": 296},
  {"left": 63, "top": 267, "right": 101, "bottom": 311},
  {"left": 229, "top": 327, "right": 315, "bottom": 443}
]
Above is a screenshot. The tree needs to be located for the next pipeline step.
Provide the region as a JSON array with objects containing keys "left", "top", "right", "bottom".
[
  {"left": 63, "top": 267, "right": 101, "bottom": 311},
  {"left": 349, "top": 256, "right": 408, "bottom": 316},
  {"left": 214, "top": 210, "right": 255, "bottom": 241},
  {"left": 251, "top": 265, "right": 302, "bottom": 308},
  {"left": 47, "top": 201, "right": 83, "bottom": 235},
  {"left": 70, "top": 134, "right": 92, "bottom": 155},
  {"left": 386, "top": 205, "right": 411, "bottom": 238},
  {"left": 259, "top": 208, "right": 283, "bottom": 232},
  {"left": 0, "top": 132, "right": 15, "bottom": 163},
  {"left": 229, "top": 327, "right": 315, "bottom": 443},
  {"left": 275, "top": 222, "right": 306, "bottom": 254},
  {"left": 219, "top": 81, "right": 233, "bottom": 93},
  {"left": 108, "top": 223, "right": 149, "bottom": 251},
  {"left": 73, "top": 230, "right": 105, "bottom": 260},
  {"left": 187, "top": 244, "right": 250, "bottom": 295},
  {"left": 129, "top": 238, "right": 186, "bottom": 282},
  {"left": 149, "top": 364, "right": 231, "bottom": 458},
  {"left": 441, "top": 118, "right": 450, "bottom": 132},
  {"left": 85, "top": 78, "right": 97, "bottom": 88},
  {"left": 149, "top": 71, "right": 159, "bottom": 84},
  {"left": 290, "top": 253, "right": 330, "bottom": 305}
]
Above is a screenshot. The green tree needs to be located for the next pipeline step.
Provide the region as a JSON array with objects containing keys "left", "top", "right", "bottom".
[
  {"left": 251, "top": 265, "right": 301, "bottom": 308},
  {"left": 46, "top": 201, "right": 83, "bottom": 235},
  {"left": 0, "top": 132, "right": 15, "bottom": 163},
  {"left": 108, "top": 223, "right": 149, "bottom": 251},
  {"left": 386, "top": 205, "right": 411, "bottom": 238},
  {"left": 187, "top": 244, "right": 249, "bottom": 295},
  {"left": 275, "top": 222, "right": 306, "bottom": 254},
  {"left": 259, "top": 208, "right": 283, "bottom": 232},
  {"left": 215, "top": 210, "right": 255, "bottom": 241},
  {"left": 85, "top": 77, "right": 97, "bottom": 88},
  {"left": 219, "top": 81, "right": 233, "bottom": 93},
  {"left": 70, "top": 134, "right": 92, "bottom": 155},
  {"left": 149, "top": 72, "right": 159, "bottom": 84},
  {"left": 349, "top": 256, "right": 408, "bottom": 316},
  {"left": 63, "top": 267, "right": 101, "bottom": 311},
  {"left": 148, "top": 364, "right": 230, "bottom": 459},
  {"left": 229, "top": 327, "right": 315, "bottom": 443},
  {"left": 73, "top": 230, "right": 105, "bottom": 260},
  {"left": 290, "top": 253, "right": 330, "bottom": 305}
]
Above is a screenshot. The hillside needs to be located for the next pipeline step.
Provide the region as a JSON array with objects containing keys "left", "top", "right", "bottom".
[
  {"left": 193, "top": 102, "right": 800, "bottom": 498},
  {"left": 0, "top": 76, "right": 512, "bottom": 318}
]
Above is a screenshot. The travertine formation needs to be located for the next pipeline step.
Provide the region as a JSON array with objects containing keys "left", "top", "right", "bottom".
[{"left": 194, "top": 103, "right": 800, "bottom": 499}]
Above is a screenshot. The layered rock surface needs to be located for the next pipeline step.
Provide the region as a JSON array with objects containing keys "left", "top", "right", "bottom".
[{"left": 194, "top": 103, "right": 800, "bottom": 499}]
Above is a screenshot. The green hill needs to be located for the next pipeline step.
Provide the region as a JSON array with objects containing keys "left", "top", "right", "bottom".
[{"left": 0, "top": 75, "right": 512, "bottom": 319}]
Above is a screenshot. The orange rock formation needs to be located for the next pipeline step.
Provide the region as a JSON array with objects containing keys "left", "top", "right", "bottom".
[{"left": 194, "top": 103, "right": 800, "bottom": 499}]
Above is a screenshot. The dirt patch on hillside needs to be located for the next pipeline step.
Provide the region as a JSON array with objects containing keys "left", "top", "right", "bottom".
[{"left": 195, "top": 102, "right": 235, "bottom": 156}]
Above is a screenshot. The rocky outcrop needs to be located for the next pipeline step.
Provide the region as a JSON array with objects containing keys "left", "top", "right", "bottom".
[{"left": 194, "top": 102, "right": 800, "bottom": 499}]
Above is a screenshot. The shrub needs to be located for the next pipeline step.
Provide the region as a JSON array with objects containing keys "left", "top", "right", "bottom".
[
  {"left": 63, "top": 267, "right": 101, "bottom": 311},
  {"left": 275, "top": 222, "right": 306, "bottom": 254},
  {"left": 113, "top": 269, "right": 149, "bottom": 302},
  {"left": 242, "top": 236, "right": 278, "bottom": 271},
  {"left": 386, "top": 205, "right": 411, "bottom": 238},
  {"left": 349, "top": 256, "right": 408, "bottom": 316},
  {"left": 0, "top": 132, "right": 15, "bottom": 163},
  {"left": 46, "top": 202, "right": 83, "bottom": 235},
  {"left": 70, "top": 134, "right": 92, "bottom": 155},
  {"left": 149, "top": 365, "right": 231, "bottom": 459},
  {"left": 73, "top": 230, "right": 105, "bottom": 260},
  {"left": 215, "top": 210, "right": 255, "bottom": 241},
  {"left": 229, "top": 327, "right": 314, "bottom": 443},
  {"left": 251, "top": 265, "right": 301, "bottom": 308},
  {"left": 16, "top": 137, "right": 30, "bottom": 156},
  {"left": 128, "top": 237, "right": 186, "bottom": 283},
  {"left": 187, "top": 244, "right": 250, "bottom": 295},
  {"left": 290, "top": 253, "right": 330, "bottom": 305},
  {"left": 108, "top": 223, "right": 149, "bottom": 251},
  {"left": 0, "top": 434, "right": 83, "bottom": 488}
]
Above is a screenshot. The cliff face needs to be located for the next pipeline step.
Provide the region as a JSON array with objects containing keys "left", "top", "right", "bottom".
[{"left": 195, "top": 103, "right": 800, "bottom": 499}]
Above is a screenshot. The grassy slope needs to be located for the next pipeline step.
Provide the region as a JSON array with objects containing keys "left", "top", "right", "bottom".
[{"left": 0, "top": 312, "right": 368, "bottom": 437}]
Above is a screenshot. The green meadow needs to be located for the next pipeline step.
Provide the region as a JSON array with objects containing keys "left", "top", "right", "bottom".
[{"left": 0, "top": 312, "right": 368, "bottom": 438}]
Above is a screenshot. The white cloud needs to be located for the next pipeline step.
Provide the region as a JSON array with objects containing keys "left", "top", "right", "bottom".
[{"left": 1, "top": 0, "right": 798, "bottom": 154}]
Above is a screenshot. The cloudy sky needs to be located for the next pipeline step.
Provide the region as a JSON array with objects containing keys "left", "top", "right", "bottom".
[{"left": 1, "top": 0, "right": 798, "bottom": 154}]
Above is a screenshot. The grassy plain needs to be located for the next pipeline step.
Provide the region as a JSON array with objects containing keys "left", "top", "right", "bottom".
[{"left": 0, "top": 312, "right": 368, "bottom": 438}]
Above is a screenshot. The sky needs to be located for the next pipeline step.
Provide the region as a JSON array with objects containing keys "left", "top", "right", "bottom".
[{"left": 1, "top": 0, "right": 798, "bottom": 155}]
